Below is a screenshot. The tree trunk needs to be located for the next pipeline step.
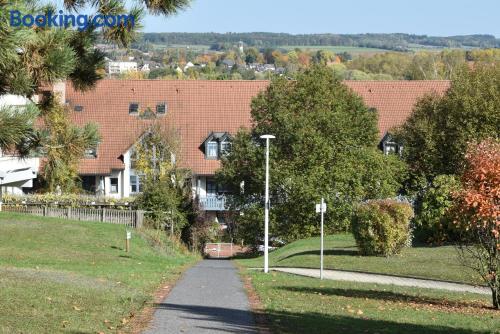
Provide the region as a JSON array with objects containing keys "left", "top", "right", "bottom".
[{"left": 492, "top": 286, "right": 499, "bottom": 310}]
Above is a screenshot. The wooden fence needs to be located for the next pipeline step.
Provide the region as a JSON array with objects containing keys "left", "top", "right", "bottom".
[{"left": 1, "top": 204, "right": 144, "bottom": 228}]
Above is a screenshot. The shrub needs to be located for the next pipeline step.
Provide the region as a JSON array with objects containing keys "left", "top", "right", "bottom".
[
  {"left": 1, "top": 193, "right": 134, "bottom": 209},
  {"left": 413, "top": 175, "right": 461, "bottom": 244},
  {"left": 352, "top": 199, "right": 414, "bottom": 256}
]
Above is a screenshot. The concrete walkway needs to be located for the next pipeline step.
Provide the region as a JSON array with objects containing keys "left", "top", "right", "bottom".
[
  {"left": 271, "top": 267, "right": 490, "bottom": 295},
  {"left": 144, "top": 260, "right": 257, "bottom": 334}
]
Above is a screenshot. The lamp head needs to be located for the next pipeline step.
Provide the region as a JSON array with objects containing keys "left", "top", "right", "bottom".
[{"left": 260, "top": 135, "right": 275, "bottom": 139}]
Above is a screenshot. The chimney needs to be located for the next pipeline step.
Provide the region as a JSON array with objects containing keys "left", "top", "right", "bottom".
[{"left": 52, "top": 81, "right": 66, "bottom": 104}]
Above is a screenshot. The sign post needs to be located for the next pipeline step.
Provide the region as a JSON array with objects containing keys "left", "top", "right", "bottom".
[
  {"left": 316, "top": 198, "right": 326, "bottom": 280},
  {"left": 126, "top": 230, "right": 131, "bottom": 252}
]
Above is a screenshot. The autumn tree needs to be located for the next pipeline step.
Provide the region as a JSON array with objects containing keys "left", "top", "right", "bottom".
[{"left": 453, "top": 139, "right": 500, "bottom": 309}]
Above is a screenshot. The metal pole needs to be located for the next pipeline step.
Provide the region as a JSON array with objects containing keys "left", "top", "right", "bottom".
[
  {"left": 320, "top": 197, "right": 324, "bottom": 280},
  {"left": 264, "top": 137, "right": 270, "bottom": 274}
]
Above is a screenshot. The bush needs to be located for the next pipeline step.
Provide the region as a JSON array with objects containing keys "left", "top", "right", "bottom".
[
  {"left": 413, "top": 175, "right": 461, "bottom": 244},
  {"left": 352, "top": 199, "right": 414, "bottom": 256},
  {"left": 1, "top": 193, "right": 134, "bottom": 209}
]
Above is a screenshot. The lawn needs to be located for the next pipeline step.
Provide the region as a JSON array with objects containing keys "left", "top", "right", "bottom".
[
  {"left": 239, "top": 234, "right": 483, "bottom": 285},
  {"left": 241, "top": 269, "right": 499, "bottom": 334},
  {"left": 0, "top": 212, "right": 198, "bottom": 334}
]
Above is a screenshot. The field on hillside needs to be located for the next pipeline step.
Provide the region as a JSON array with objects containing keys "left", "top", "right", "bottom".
[
  {"left": 277, "top": 45, "right": 392, "bottom": 54},
  {"left": 0, "top": 212, "right": 198, "bottom": 333},
  {"left": 239, "top": 234, "right": 483, "bottom": 285},
  {"left": 241, "top": 269, "right": 499, "bottom": 334}
]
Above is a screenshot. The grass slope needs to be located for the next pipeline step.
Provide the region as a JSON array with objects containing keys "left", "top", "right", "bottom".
[
  {"left": 239, "top": 234, "right": 482, "bottom": 285},
  {"left": 0, "top": 212, "right": 198, "bottom": 334},
  {"left": 242, "top": 269, "right": 499, "bottom": 334}
]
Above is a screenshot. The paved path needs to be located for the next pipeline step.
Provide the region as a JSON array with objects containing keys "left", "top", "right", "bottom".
[
  {"left": 271, "top": 267, "right": 490, "bottom": 295},
  {"left": 144, "top": 260, "right": 257, "bottom": 334}
]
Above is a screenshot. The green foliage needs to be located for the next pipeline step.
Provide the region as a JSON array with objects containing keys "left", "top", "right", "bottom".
[
  {"left": 38, "top": 97, "right": 100, "bottom": 192},
  {"left": 0, "top": 104, "right": 38, "bottom": 155},
  {"left": 217, "top": 65, "right": 406, "bottom": 244},
  {"left": 2, "top": 193, "right": 134, "bottom": 208},
  {"left": 396, "top": 64, "right": 500, "bottom": 192},
  {"left": 135, "top": 178, "right": 189, "bottom": 230},
  {"left": 352, "top": 200, "right": 413, "bottom": 256},
  {"left": 132, "top": 122, "right": 194, "bottom": 233},
  {"left": 142, "top": 32, "right": 500, "bottom": 50},
  {"left": 413, "top": 175, "right": 461, "bottom": 244}
]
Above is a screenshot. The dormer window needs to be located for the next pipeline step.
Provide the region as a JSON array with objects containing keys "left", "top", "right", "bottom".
[
  {"left": 381, "top": 133, "right": 402, "bottom": 156},
  {"left": 220, "top": 140, "right": 231, "bottom": 156},
  {"left": 84, "top": 147, "right": 97, "bottom": 158},
  {"left": 206, "top": 141, "right": 218, "bottom": 159},
  {"left": 156, "top": 102, "right": 166, "bottom": 114},
  {"left": 129, "top": 102, "right": 139, "bottom": 114},
  {"left": 202, "top": 132, "right": 232, "bottom": 160},
  {"left": 74, "top": 105, "right": 84, "bottom": 112}
]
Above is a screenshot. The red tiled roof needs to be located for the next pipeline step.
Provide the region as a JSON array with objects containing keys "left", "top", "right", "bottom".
[
  {"left": 66, "top": 79, "right": 450, "bottom": 175},
  {"left": 344, "top": 81, "right": 450, "bottom": 139}
]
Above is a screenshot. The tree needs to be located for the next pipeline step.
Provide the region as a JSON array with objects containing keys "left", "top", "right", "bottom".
[
  {"left": 133, "top": 122, "right": 193, "bottom": 233},
  {"left": 0, "top": 0, "right": 190, "bottom": 189},
  {"left": 38, "top": 97, "right": 100, "bottom": 192},
  {"left": 413, "top": 174, "right": 461, "bottom": 244},
  {"left": 244, "top": 47, "right": 260, "bottom": 64},
  {"left": 0, "top": 104, "right": 38, "bottom": 156},
  {"left": 453, "top": 139, "right": 500, "bottom": 309},
  {"left": 217, "top": 65, "right": 406, "bottom": 244},
  {"left": 396, "top": 64, "right": 500, "bottom": 193}
]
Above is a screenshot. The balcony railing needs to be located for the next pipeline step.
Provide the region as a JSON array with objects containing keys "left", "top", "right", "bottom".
[{"left": 199, "top": 196, "right": 226, "bottom": 211}]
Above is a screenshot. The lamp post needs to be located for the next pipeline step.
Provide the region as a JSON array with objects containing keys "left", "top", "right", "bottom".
[{"left": 260, "top": 134, "right": 275, "bottom": 273}]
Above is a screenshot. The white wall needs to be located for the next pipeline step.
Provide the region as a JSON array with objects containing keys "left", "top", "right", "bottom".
[
  {"left": 0, "top": 94, "right": 39, "bottom": 195},
  {"left": 123, "top": 150, "right": 131, "bottom": 198},
  {"left": 0, "top": 94, "right": 30, "bottom": 107},
  {"left": 193, "top": 176, "right": 207, "bottom": 198}
]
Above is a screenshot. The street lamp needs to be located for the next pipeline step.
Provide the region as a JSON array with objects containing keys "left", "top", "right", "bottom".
[{"left": 260, "top": 134, "right": 275, "bottom": 273}]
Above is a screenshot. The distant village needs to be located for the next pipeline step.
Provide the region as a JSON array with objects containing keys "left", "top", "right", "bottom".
[{"left": 97, "top": 41, "right": 341, "bottom": 80}]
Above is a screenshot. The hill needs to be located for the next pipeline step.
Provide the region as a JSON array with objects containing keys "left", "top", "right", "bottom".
[
  {"left": 140, "top": 32, "right": 500, "bottom": 51},
  {"left": 0, "top": 212, "right": 198, "bottom": 333},
  {"left": 238, "top": 234, "right": 482, "bottom": 285}
]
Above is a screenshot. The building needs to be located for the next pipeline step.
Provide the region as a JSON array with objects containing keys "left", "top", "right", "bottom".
[
  {"left": 0, "top": 95, "right": 40, "bottom": 198},
  {"left": 107, "top": 61, "right": 138, "bottom": 75},
  {"left": 61, "top": 80, "right": 450, "bottom": 219}
]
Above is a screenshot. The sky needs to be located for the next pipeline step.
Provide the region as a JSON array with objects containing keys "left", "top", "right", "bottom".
[{"left": 141, "top": 0, "right": 499, "bottom": 37}]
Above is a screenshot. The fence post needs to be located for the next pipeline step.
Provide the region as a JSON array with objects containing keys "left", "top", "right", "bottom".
[
  {"left": 43, "top": 206, "right": 48, "bottom": 217},
  {"left": 67, "top": 207, "right": 72, "bottom": 219},
  {"left": 135, "top": 210, "right": 144, "bottom": 228},
  {"left": 101, "top": 208, "right": 106, "bottom": 222}
]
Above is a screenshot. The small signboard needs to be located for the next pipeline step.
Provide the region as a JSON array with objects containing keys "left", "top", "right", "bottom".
[
  {"left": 126, "top": 231, "right": 131, "bottom": 240},
  {"left": 315, "top": 203, "right": 327, "bottom": 213}
]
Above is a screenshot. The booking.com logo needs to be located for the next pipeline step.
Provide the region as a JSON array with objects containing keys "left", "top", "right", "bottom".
[{"left": 9, "top": 10, "right": 135, "bottom": 31}]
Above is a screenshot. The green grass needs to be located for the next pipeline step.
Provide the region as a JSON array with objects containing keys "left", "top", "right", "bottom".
[
  {"left": 239, "top": 234, "right": 483, "bottom": 285},
  {"left": 0, "top": 212, "right": 198, "bottom": 334},
  {"left": 241, "top": 269, "right": 499, "bottom": 334}
]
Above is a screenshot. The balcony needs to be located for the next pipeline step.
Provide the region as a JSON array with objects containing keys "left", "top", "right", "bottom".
[{"left": 199, "top": 196, "right": 226, "bottom": 211}]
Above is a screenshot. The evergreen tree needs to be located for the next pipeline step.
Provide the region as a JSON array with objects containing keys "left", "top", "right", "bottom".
[{"left": 0, "top": 0, "right": 190, "bottom": 189}]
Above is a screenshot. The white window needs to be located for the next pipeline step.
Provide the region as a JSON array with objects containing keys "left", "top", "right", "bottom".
[
  {"left": 110, "top": 178, "right": 118, "bottom": 193},
  {"left": 220, "top": 141, "right": 231, "bottom": 156},
  {"left": 130, "top": 175, "right": 143, "bottom": 193},
  {"left": 207, "top": 141, "right": 218, "bottom": 159}
]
